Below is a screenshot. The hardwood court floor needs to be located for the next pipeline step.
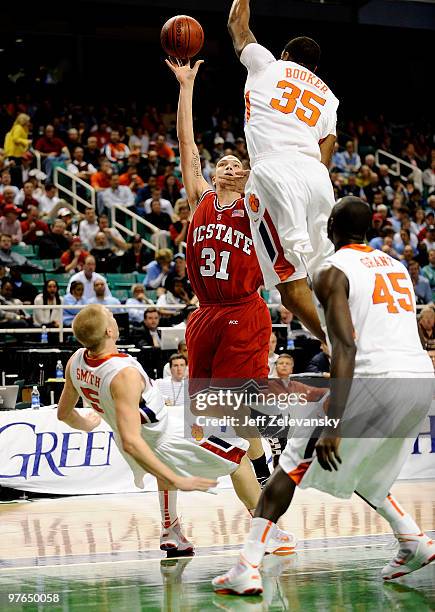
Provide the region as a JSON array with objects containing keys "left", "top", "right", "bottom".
[{"left": 0, "top": 480, "right": 434, "bottom": 611}]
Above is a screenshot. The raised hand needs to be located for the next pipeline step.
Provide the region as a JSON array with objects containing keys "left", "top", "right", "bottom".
[{"left": 165, "top": 58, "right": 204, "bottom": 86}]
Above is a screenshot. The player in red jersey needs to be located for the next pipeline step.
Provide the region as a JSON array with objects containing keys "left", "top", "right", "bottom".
[{"left": 165, "top": 58, "right": 292, "bottom": 521}]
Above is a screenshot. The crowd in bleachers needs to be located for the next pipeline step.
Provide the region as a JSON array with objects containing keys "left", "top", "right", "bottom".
[{"left": 0, "top": 102, "right": 434, "bottom": 363}]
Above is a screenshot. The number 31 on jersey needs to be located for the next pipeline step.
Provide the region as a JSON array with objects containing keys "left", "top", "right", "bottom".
[{"left": 200, "top": 248, "right": 231, "bottom": 280}]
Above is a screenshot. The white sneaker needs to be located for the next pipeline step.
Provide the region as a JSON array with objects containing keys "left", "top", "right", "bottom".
[
  {"left": 266, "top": 527, "right": 297, "bottom": 556},
  {"left": 160, "top": 518, "right": 194, "bottom": 553},
  {"left": 381, "top": 533, "right": 435, "bottom": 580},
  {"left": 212, "top": 555, "right": 263, "bottom": 596}
]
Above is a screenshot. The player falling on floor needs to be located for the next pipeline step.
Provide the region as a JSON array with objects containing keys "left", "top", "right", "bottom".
[
  {"left": 165, "top": 58, "right": 294, "bottom": 553},
  {"left": 213, "top": 196, "right": 434, "bottom": 595},
  {"left": 57, "top": 304, "right": 289, "bottom": 555},
  {"left": 226, "top": 0, "right": 338, "bottom": 341}
]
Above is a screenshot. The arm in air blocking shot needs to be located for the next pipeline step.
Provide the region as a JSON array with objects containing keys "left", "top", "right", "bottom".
[
  {"left": 111, "top": 366, "right": 217, "bottom": 492},
  {"left": 165, "top": 58, "right": 210, "bottom": 210},
  {"left": 312, "top": 265, "right": 357, "bottom": 472},
  {"left": 228, "top": 0, "right": 257, "bottom": 57},
  {"left": 58, "top": 358, "right": 102, "bottom": 432}
]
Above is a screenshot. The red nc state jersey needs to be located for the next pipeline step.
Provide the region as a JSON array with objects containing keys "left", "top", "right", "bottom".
[{"left": 186, "top": 190, "right": 263, "bottom": 304}]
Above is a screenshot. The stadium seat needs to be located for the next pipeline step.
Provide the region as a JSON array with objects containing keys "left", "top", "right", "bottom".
[
  {"left": 11, "top": 244, "right": 35, "bottom": 258},
  {"left": 135, "top": 273, "right": 146, "bottom": 284},
  {"left": 106, "top": 273, "right": 136, "bottom": 290},
  {"left": 22, "top": 273, "right": 45, "bottom": 285},
  {"left": 146, "top": 289, "right": 157, "bottom": 302},
  {"left": 36, "top": 259, "right": 61, "bottom": 272}
]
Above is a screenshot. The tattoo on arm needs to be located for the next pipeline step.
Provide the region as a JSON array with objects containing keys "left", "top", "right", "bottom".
[{"left": 192, "top": 153, "right": 202, "bottom": 179}]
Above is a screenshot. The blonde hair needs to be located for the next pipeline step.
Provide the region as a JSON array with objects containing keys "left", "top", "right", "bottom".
[
  {"left": 73, "top": 304, "right": 109, "bottom": 351},
  {"left": 15, "top": 113, "right": 30, "bottom": 127},
  {"left": 155, "top": 248, "right": 173, "bottom": 264}
]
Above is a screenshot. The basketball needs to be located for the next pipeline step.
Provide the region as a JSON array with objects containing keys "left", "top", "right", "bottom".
[{"left": 160, "top": 15, "right": 204, "bottom": 60}]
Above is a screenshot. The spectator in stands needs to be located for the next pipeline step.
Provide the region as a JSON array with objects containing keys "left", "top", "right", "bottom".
[
  {"left": 423, "top": 159, "right": 435, "bottom": 196},
  {"left": 38, "top": 219, "right": 71, "bottom": 259},
  {"left": 93, "top": 121, "right": 111, "bottom": 148},
  {"left": 412, "top": 207, "right": 426, "bottom": 234},
  {"left": 423, "top": 226, "right": 435, "bottom": 252},
  {"left": 38, "top": 184, "right": 60, "bottom": 218},
  {"left": 393, "top": 228, "right": 418, "bottom": 256},
  {"left": 161, "top": 174, "right": 182, "bottom": 206},
  {"left": 408, "top": 260, "right": 432, "bottom": 304},
  {"left": 157, "top": 278, "right": 196, "bottom": 309},
  {"left": 156, "top": 353, "right": 187, "bottom": 405},
  {"left": 91, "top": 159, "right": 113, "bottom": 192},
  {"left": 143, "top": 187, "right": 174, "bottom": 216},
  {"left": 83, "top": 135, "right": 101, "bottom": 167},
  {"left": 104, "top": 130, "right": 130, "bottom": 169},
  {"left": 9, "top": 267, "right": 38, "bottom": 303},
  {"left": 126, "top": 284, "right": 154, "bottom": 325},
  {"left": 154, "top": 134, "right": 175, "bottom": 163},
  {"left": 65, "top": 128, "right": 80, "bottom": 156},
  {"left": 143, "top": 248, "right": 174, "bottom": 290},
  {"left": 369, "top": 226, "right": 395, "bottom": 250},
  {"left": 90, "top": 231, "right": 119, "bottom": 273},
  {"left": 269, "top": 353, "right": 294, "bottom": 384},
  {"left": 60, "top": 237, "right": 89, "bottom": 273},
  {"left": 33, "top": 278, "right": 63, "bottom": 328},
  {"left": 0, "top": 278, "right": 30, "bottom": 326},
  {"left": 418, "top": 306, "right": 435, "bottom": 350},
  {"left": 9, "top": 151, "right": 34, "bottom": 189},
  {"left": 121, "top": 234, "right": 153, "bottom": 272},
  {"left": 162, "top": 341, "right": 188, "bottom": 378},
  {"left": 330, "top": 142, "right": 345, "bottom": 172},
  {"left": 342, "top": 140, "right": 361, "bottom": 175},
  {"left": 15, "top": 181, "right": 41, "bottom": 212},
  {"left": 63, "top": 280, "right": 87, "bottom": 326},
  {"left": 137, "top": 307, "right": 161, "bottom": 347},
  {"left": 119, "top": 164, "right": 145, "bottom": 192},
  {"left": 134, "top": 175, "right": 158, "bottom": 209},
  {"left": 422, "top": 249, "right": 435, "bottom": 301},
  {"left": 3, "top": 114, "right": 32, "bottom": 162},
  {"left": 98, "top": 214, "right": 128, "bottom": 255},
  {"left": 363, "top": 174, "right": 383, "bottom": 205},
  {"left": 400, "top": 244, "right": 415, "bottom": 269},
  {"left": 0, "top": 187, "right": 18, "bottom": 218},
  {"left": 341, "top": 174, "right": 362, "bottom": 198},
  {"left": 145, "top": 199, "right": 172, "bottom": 249},
  {"left": 88, "top": 278, "right": 123, "bottom": 313},
  {"left": 366, "top": 213, "right": 385, "bottom": 242},
  {"left": 35, "top": 124, "right": 70, "bottom": 179},
  {"left": 355, "top": 164, "right": 372, "bottom": 188},
  {"left": 279, "top": 305, "right": 302, "bottom": 344},
  {"left": 306, "top": 343, "right": 330, "bottom": 374},
  {"left": 0, "top": 171, "right": 19, "bottom": 197},
  {"left": 402, "top": 143, "right": 423, "bottom": 172},
  {"left": 67, "top": 255, "right": 110, "bottom": 300},
  {"left": 0, "top": 234, "right": 41, "bottom": 271},
  {"left": 67, "top": 146, "right": 97, "bottom": 181},
  {"left": 128, "top": 127, "right": 150, "bottom": 154},
  {"left": 169, "top": 200, "right": 190, "bottom": 246},
  {"left": 378, "top": 164, "right": 394, "bottom": 201},
  {"left": 381, "top": 235, "right": 400, "bottom": 260},
  {"left": 268, "top": 332, "right": 279, "bottom": 377},
  {"left": 142, "top": 149, "right": 166, "bottom": 179},
  {"left": 166, "top": 253, "right": 190, "bottom": 292},
  {"left": 212, "top": 136, "right": 225, "bottom": 162},
  {"left": 79, "top": 207, "right": 100, "bottom": 250},
  {"left": 20, "top": 205, "right": 48, "bottom": 245},
  {"left": 0, "top": 205, "right": 22, "bottom": 244},
  {"left": 100, "top": 174, "right": 134, "bottom": 213}
]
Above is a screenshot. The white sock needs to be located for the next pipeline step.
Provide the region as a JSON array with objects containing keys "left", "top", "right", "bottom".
[
  {"left": 376, "top": 494, "right": 421, "bottom": 536},
  {"left": 241, "top": 517, "right": 275, "bottom": 567},
  {"left": 159, "top": 490, "right": 178, "bottom": 528}
]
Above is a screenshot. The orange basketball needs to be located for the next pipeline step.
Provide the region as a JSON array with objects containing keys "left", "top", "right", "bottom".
[{"left": 161, "top": 15, "right": 204, "bottom": 60}]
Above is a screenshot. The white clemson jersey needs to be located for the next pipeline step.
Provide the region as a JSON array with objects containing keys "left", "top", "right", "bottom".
[
  {"left": 321, "top": 245, "right": 433, "bottom": 376},
  {"left": 241, "top": 43, "right": 339, "bottom": 162},
  {"left": 69, "top": 348, "right": 167, "bottom": 445}
]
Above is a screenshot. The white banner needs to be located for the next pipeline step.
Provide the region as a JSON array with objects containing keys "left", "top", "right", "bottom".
[{"left": 0, "top": 406, "right": 433, "bottom": 495}]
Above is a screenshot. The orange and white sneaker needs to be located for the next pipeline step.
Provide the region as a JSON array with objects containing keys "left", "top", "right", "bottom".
[
  {"left": 266, "top": 527, "right": 297, "bottom": 556},
  {"left": 212, "top": 555, "right": 263, "bottom": 596},
  {"left": 382, "top": 533, "right": 435, "bottom": 580},
  {"left": 160, "top": 518, "right": 194, "bottom": 553}
]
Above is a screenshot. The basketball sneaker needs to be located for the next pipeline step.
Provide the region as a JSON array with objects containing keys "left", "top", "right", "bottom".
[
  {"left": 212, "top": 555, "right": 263, "bottom": 596},
  {"left": 381, "top": 533, "right": 435, "bottom": 580},
  {"left": 160, "top": 518, "right": 194, "bottom": 553},
  {"left": 266, "top": 527, "right": 297, "bottom": 556}
]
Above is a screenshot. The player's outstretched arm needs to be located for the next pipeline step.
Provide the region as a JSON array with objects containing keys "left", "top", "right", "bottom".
[
  {"left": 228, "top": 0, "right": 257, "bottom": 57},
  {"left": 112, "top": 367, "right": 217, "bottom": 492},
  {"left": 313, "top": 266, "right": 356, "bottom": 471},
  {"left": 58, "top": 358, "right": 102, "bottom": 432},
  {"left": 165, "top": 59, "right": 209, "bottom": 210}
]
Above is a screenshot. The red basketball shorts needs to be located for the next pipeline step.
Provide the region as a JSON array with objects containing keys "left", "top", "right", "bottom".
[{"left": 185, "top": 294, "right": 271, "bottom": 398}]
